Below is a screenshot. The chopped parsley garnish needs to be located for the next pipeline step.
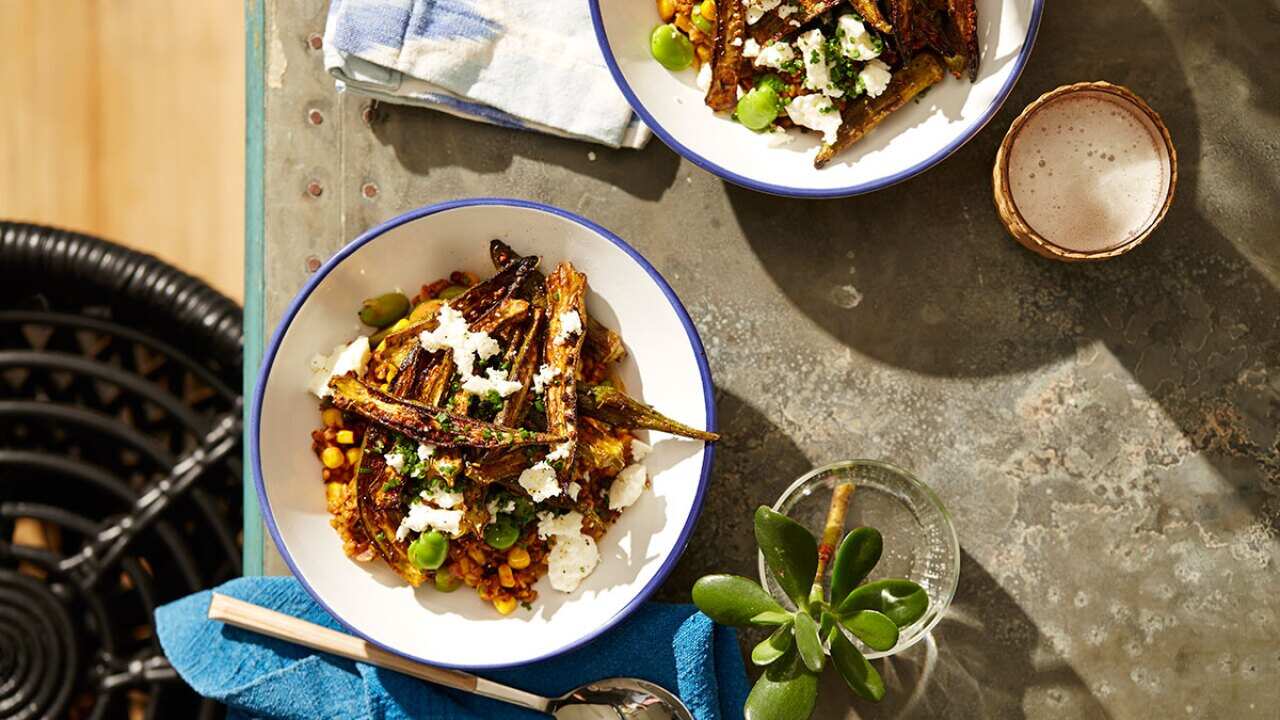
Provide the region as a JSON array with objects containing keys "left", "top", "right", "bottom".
[
  {"left": 824, "top": 37, "right": 863, "bottom": 97},
  {"left": 532, "top": 398, "right": 546, "bottom": 414}
]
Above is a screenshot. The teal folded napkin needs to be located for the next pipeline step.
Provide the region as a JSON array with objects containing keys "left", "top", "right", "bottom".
[{"left": 156, "top": 577, "right": 748, "bottom": 720}]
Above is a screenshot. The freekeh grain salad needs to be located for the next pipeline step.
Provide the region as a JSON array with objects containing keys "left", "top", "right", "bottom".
[
  {"left": 649, "top": 0, "right": 980, "bottom": 167},
  {"left": 308, "top": 240, "right": 718, "bottom": 615}
]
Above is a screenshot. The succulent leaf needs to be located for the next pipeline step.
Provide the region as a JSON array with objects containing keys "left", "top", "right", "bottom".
[
  {"left": 841, "top": 609, "right": 899, "bottom": 651},
  {"left": 751, "top": 622, "right": 794, "bottom": 666},
  {"left": 693, "top": 574, "right": 785, "bottom": 627},
  {"left": 744, "top": 647, "right": 820, "bottom": 720},
  {"left": 830, "top": 629, "right": 886, "bottom": 701},
  {"left": 754, "top": 506, "right": 818, "bottom": 608},
  {"left": 830, "top": 528, "right": 883, "bottom": 604},
  {"left": 837, "top": 578, "right": 929, "bottom": 628}
]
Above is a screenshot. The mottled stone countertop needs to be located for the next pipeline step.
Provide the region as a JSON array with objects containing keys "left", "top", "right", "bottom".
[{"left": 253, "top": 1, "right": 1278, "bottom": 716}]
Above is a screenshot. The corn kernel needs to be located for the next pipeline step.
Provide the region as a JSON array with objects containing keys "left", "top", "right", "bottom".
[
  {"left": 657, "top": 0, "right": 675, "bottom": 21},
  {"left": 507, "top": 546, "right": 531, "bottom": 570},
  {"left": 700, "top": 0, "right": 716, "bottom": 20},
  {"left": 346, "top": 448, "right": 362, "bottom": 466},
  {"left": 498, "top": 564, "right": 515, "bottom": 588},
  {"left": 321, "top": 446, "right": 344, "bottom": 469},
  {"left": 493, "top": 596, "right": 518, "bottom": 615},
  {"left": 336, "top": 429, "right": 355, "bottom": 445},
  {"left": 696, "top": 44, "right": 712, "bottom": 62},
  {"left": 674, "top": 12, "right": 691, "bottom": 32},
  {"left": 467, "top": 546, "right": 486, "bottom": 564},
  {"left": 321, "top": 408, "right": 343, "bottom": 428}
]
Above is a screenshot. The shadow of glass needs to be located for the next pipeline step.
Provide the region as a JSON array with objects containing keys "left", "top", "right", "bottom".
[
  {"left": 812, "top": 550, "right": 1111, "bottom": 719},
  {"left": 367, "top": 104, "right": 682, "bottom": 201}
]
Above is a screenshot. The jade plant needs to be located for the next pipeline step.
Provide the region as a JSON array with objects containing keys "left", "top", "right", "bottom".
[{"left": 692, "top": 484, "right": 928, "bottom": 719}]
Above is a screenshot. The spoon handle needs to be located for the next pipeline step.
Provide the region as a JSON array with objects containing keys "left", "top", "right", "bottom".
[{"left": 207, "top": 593, "right": 551, "bottom": 713}]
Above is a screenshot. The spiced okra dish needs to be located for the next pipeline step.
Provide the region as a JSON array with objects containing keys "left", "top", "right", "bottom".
[{"left": 307, "top": 240, "right": 718, "bottom": 616}]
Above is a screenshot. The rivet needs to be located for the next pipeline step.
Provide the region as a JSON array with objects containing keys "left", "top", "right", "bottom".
[
  {"left": 361, "top": 182, "right": 379, "bottom": 199},
  {"left": 307, "top": 33, "right": 323, "bottom": 50},
  {"left": 305, "top": 255, "right": 322, "bottom": 272},
  {"left": 308, "top": 109, "right": 324, "bottom": 125},
  {"left": 306, "top": 181, "right": 323, "bottom": 197}
]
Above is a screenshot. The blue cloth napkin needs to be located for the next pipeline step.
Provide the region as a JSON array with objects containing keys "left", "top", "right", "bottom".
[
  {"left": 323, "top": 0, "right": 649, "bottom": 149},
  {"left": 156, "top": 577, "right": 748, "bottom": 720}
]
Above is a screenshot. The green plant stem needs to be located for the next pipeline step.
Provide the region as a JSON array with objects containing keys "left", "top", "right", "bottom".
[{"left": 810, "top": 482, "right": 855, "bottom": 605}]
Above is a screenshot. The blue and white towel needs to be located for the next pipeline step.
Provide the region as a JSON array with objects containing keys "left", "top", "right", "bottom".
[{"left": 324, "top": 0, "right": 649, "bottom": 149}]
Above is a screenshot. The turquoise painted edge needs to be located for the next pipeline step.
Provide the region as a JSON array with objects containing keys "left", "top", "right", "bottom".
[{"left": 242, "top": 0, "right": 267, "bottom": 576}]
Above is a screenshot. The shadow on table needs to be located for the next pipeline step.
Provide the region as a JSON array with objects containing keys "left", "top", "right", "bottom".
[
  {"left": 728, "top": 0, "right": 1279, "bottom": 506},
  {"left": 816, "top": 550, "right": 1110, "bottom": 720},
  {"left": 659, "top": 393, "right": 1108, "bottom": 717},
  {"left": 655, "top": 389, "right": 815, "bottom": 598},
  {"left": 368, "top": 105, "right": 681, "bottom": 202}
]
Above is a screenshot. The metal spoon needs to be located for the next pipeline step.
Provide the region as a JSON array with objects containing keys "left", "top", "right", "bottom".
[{"left": 208, "top": 593, "right": 693, "bottom": 720}]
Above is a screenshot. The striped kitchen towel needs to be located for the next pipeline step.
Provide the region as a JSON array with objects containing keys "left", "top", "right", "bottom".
[{"left": 323, "top": 0, "right": 649, "bottom": 149}]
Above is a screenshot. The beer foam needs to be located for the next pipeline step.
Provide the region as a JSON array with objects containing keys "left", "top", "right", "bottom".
[{"left": 1007, "top": 92, "right": 1170, "bottom": 253}]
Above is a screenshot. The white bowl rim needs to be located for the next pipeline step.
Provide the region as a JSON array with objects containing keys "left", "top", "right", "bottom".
[
  {"left": 249, "top": 197, "right": 718, "bottom": 669},
  {"left": 588, "top": 0, "right": 1046, "bottom": 199}
]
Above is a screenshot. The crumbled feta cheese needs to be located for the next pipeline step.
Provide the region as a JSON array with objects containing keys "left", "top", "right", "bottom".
[
  {"left": 487, "top": 497, "right": 516, "bottom": 518},
  {"left": 417, "top": 443, "right": 436, "bottom": 460},
  {"left": 731, "top": 37, "right": 743, "bottom": 47},
  {"left": 777, "top": 3, "right": 799, "bottom": 18},
  {"left": 609, "top": 463, "right": 648, "bottom": 510},
  {"left": 396, "top": 503, "right": 463, "bottom": 540},
  {"left": 418, "top": 303, "right": 500, "bottom": 379},
  {"left": 421, "top": 487, "right": 463, "bottom": 509},
  {"left": 567, "top": 481, "right": 582, "bottom": 501},
  {"left": 532, "top": 364, "right": 560, "bottom": 394},
  {"left": 754, "top": 41, "right": 795, "bottom": 70},
  {"left": 742, "top": 38, "right": 762, "bottom": 58},
  {"left": 836, "top": 14, "right": 881, "bottom": 61},
  {"left": 796, "top": 29, "right": 840, "bottom": 98},
  {"left": 307, "top": 336, "right": 371, "bottom": 398},
  {"left": 766, "top": 127, "right": 795, "bottom": 147},
  {"left": 859, "top": 59, "right": 892, "bottom": 98},
  {"left": 461, "top": 367, "right": 523, "bottom": 398},
  {"left": 552, "top": 310, "right": 582, "bottom": 346},
  {"left": 546, "top": 441, "right": 572, "bottom": 463},
  {"left": 518, "top": 461, "right": 561, "bottom": 502},
  {"left": 537, "top": 510, "right": 585, "bottom": 539},
  {"left": 745, "top": 0, "right": 781, "bottom": 25},
  {"left": 696, "top": 62, "right": 712, "bottom": 92},
  {"left": 384, "top": 452, "right": 406, "bottom": 473},
  {"left": 786, "top": 93, "right": 842, "bottom": 144},
  {"left": 630, "top": 439, "right": 652, "bottom": 462},
  {"left": 547, "top": 533, "right": 598, "bottom": 592}
]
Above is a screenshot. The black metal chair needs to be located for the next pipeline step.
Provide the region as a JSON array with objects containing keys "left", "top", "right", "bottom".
[{"left": 0, "top": 222, "right": 242, "bottom": 720}]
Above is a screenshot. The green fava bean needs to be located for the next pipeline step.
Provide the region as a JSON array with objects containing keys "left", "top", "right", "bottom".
[
  {"left": 756, "top": 73, "right": 786, "bottom": 94},
  {"left": 650, "top": 24, "right": 694, "bottom": 71},
  {"left": 736, "top": 86, "right": 781, "bottom": 131},
  {"left": 690, "top": 10, "right": 713, "bottom": 34},
  {"left": 437, "top": 285, "right": 469, "bottom": 300},
  {"left": 484, "top": 521, "right": 520, "bottom": 550},
  {"left": 358, "top": 292, "right": 410, "bottom": 328},
  {"left": 434, "top": 567, "right": 462, "bottom": 592},
  {"left": 408, "top": 530, "right": 448, "bottom": 570}
]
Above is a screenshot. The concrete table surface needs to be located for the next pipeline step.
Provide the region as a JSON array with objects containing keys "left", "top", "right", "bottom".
[{"left": 246, "top": 1, "right": 1279, "bottom": 717}]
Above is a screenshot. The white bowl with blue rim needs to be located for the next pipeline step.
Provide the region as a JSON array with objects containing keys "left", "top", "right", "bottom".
[
  {"left": 251, "top": 198, "right": 715, "bottom": 669},
  {"left": 590, "top": 0, "right": 1044, "bottom": 198}
]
